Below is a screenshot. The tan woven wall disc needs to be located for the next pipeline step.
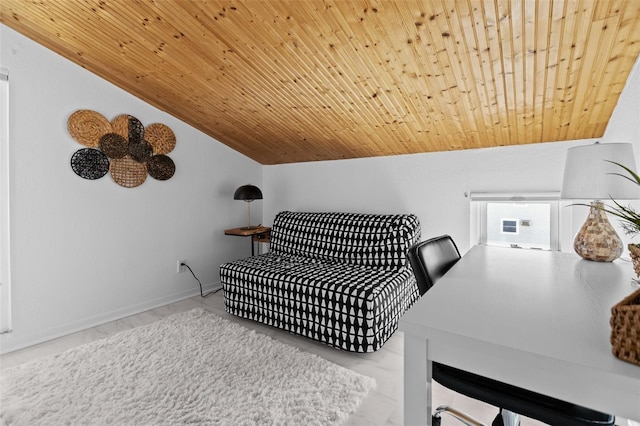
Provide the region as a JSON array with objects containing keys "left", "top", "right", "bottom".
[
  {"left": 68, "top": 110, "right": 112, "bottom": 147},
  {"left": 145, "top": 123, "right": 176, "bottom": 154},
  {"left": 111, "top": 114, "right": 129, "bottom": 140},
  {"left": 110, "top": 156, "right": 147, "bottom": 188}
]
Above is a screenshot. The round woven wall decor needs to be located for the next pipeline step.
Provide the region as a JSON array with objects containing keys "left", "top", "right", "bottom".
[
  {"left": 147, "top": 154, "right": 176, "bottom": 180},
  {"left": 68, "top": 110, "right": 112, "bottom": 147},
  {"left": 129, "top": 140, "right": 153, "bottom": 163},
  {"left": 70, "top": 148, "right": 110, "bottom": 180},
  {"left": 111, "top": 114, "right": 145, "bottom": 144},
  {"left": 99, "top": 133, "right": 128, "bottom": 159},
  {"left": 145, "top": 123, "right": 176, "bottom": 154},
  {"left": 111, "top": 114, "right": 129, "bottom": 139},
  {"left": 110, "top": 156, "right": 147, "bottom": 188}
]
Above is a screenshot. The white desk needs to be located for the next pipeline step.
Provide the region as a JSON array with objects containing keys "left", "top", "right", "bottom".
[{"left": 399, "top": 245, "right": 640, "bottom": 425}]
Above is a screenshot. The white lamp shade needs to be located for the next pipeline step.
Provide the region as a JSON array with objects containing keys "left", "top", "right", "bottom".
[{"left": 561, "top": 142, "right": 640, "bottom": 200}]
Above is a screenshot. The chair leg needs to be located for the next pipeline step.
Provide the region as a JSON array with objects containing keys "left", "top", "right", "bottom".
[
  {"left": 433, "top": 405, "right": 486, "bottom": 426},
  {"left": 500, "top": 409, "right": 521, "bottom": 426}
]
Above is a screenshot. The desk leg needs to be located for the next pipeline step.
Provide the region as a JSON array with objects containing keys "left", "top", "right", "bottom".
[{"left": 404, "top": 334, "right": 431, "bottom": 425}]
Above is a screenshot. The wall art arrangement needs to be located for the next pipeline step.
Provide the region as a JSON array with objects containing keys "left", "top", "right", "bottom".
[{"left": 68, "top": 110, "right": 176, "bottom": 188}]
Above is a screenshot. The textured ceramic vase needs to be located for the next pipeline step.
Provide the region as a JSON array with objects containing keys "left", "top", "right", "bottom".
[{"left": 573, "top": 201, "right": 622, "bottom": 262}]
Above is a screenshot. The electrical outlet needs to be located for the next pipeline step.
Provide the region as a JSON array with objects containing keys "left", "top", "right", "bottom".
[{"left": 177, "top": 260, "right": 187, "bottom": 273}]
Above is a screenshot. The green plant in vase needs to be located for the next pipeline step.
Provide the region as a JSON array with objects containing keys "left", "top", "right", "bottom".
[{"left": 598, "top": 161, "right": 640, "bottom": 276}]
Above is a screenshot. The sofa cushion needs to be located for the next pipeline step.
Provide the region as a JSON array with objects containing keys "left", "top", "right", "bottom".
[
  {"left": 221, "top": 252, "right": 420, "bottom": 352},
  {"left": 269, "top": 211, "right": 421, "bottom": 271}
]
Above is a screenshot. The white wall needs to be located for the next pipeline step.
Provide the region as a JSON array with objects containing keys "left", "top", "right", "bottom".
[
  {"left": 264, "top": 141, "right": 581, "bottom": 252},
  {"left": 264, "top": 56, "right": 640, "bottom": 255},
  {"left": 0, "top": 25, "right": 262, "bottom": 353},
  {"left": 603, "top": 57, "right": 640, "bottom": 144}
]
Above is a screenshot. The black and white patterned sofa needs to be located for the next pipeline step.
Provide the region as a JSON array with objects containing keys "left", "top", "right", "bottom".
[{"left": 220, "top": 211, "right": 421, "bottom": 352}]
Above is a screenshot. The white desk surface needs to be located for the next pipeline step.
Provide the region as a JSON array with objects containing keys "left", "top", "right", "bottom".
[{"left": 399, "top": 245, "right": 640, "bottom": 425}]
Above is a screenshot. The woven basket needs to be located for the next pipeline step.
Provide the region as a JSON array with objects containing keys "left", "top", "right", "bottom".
[
  {"left": 68, "top": 110, "right": 112, "bottom": 147},
  {"left": 610, "top": 287, "right": 640, "bottom": 366}
]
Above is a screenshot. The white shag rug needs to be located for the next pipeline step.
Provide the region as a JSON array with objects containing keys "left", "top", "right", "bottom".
[{"left": 0, "top": 308, "right": 376, "bottom": 425}]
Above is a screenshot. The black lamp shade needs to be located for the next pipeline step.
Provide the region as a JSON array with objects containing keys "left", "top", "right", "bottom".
[{"left": 233, "top": 185, "right": 263, "bottom": 201}]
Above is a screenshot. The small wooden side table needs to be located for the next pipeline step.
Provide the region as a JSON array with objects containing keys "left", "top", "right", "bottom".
[{"left": 224, "top": 226, "right": 271, "bottom": 256}]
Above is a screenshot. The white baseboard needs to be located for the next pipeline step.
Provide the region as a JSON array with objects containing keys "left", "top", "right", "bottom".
[{"left": 0, "top": 282, "right": 220, "bottom": 355}]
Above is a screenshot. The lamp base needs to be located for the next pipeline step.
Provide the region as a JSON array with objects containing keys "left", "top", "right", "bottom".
[{"left": 573, "top": 201, "right": 623, "bottom": 262}]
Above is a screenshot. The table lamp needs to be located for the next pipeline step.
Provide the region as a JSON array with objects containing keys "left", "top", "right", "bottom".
[
  {"left": 561, "top": 142, "right": 640, "bottom": 261},
  {"left": 234, "top": 184, "right": 263, "bottom": 230}
]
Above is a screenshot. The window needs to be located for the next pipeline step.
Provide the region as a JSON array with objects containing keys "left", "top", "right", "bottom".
[
  {"left": 470, "top": 192, "right": 559, "bottom": 251},
  {"left": 501, "top": 219, "right": 519, "bottom": 234}
]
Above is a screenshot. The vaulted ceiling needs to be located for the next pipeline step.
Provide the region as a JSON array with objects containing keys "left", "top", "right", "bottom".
[{"left": 2, "top": 1, "right": 640, "bottom": 165}]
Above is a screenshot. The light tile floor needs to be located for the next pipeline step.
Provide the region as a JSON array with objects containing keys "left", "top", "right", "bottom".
[{"left": 0, "top": 292, "right": 619, "bottom": 425}]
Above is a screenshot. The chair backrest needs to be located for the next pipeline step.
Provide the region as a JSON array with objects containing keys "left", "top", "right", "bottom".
[{"left": 408, "top": 235, "right": 461, "bottom": 295}]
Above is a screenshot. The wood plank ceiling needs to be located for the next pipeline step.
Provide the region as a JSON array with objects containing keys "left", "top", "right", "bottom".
[{"left": 2, "top": 1, "right": 640, "bottom": 165}]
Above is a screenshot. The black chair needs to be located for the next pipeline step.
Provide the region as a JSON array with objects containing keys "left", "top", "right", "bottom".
[{"left": 407, "top": 235, "right": 615, "bottom": 426}]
